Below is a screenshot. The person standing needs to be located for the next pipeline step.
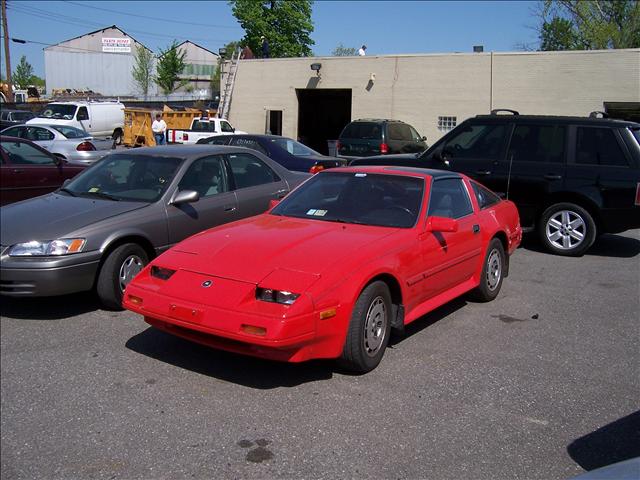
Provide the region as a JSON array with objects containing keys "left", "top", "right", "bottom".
[
  {"left": 152, "top": 114, "right": 167, "bottom": 146},
  {"left": 261, "top": 36, "right": 270, "bottom": 58},
  {"left": 358, "top": 45, "right": 367, "bottom": 56}
]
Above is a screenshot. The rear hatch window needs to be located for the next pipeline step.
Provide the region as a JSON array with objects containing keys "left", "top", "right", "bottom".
[
  {"left": 340, "top": 122, "right": 382, "bottom": 140},
  {"left": 339, "top": 122, "right": 383, "bottom": 157}
]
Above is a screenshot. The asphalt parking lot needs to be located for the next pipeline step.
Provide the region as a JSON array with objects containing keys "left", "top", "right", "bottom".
[{"left": 1, "top": 230, "right": 639, "bottom": 480}]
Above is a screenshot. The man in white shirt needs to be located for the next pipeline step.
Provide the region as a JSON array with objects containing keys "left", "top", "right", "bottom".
[
  {"left": 358, "top": 45, "right": 367, "bottom": 56},
  {"left": 152, "top": 114, "right": 167, "bottom": 145}
]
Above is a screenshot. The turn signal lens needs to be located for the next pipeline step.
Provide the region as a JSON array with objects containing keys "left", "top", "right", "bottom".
[
  {"left": 256, "top": 287, "right": 300, "bottom": 305},
  {"left": 310, "top": 164, "right": 324, "bottom": 174},
  {"left": 319, "top": 308, "right": 337, "bottom": 320},
  {"left": 150, "top": 266, "right": 176, "bottom": 280},
  {"left": 127, "top": 294, "right": 143, "bottom": 306},
  {"left": 241, "top": 324, "right": 267, "bottom": 336}
]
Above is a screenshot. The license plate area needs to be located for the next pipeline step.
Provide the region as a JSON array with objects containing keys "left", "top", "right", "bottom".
[{"left": 168, "top": 303, "right": 203, "bottom": 324}]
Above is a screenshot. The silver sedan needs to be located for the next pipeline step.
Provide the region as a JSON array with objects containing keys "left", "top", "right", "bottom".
[{"left": 0, "top": 124, "right": 113, "bottom": 165}]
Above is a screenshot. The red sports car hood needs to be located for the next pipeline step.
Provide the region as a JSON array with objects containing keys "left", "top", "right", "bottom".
[{"left": 165, "top": 214, "right": 399, "bottom": 285}]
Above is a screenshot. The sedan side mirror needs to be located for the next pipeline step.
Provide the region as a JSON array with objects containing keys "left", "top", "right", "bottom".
[
  {"left": 425, "top": 216, "right": 458, "bottom": 233},
  {"left": 421, "top": 136, "right": 427, "bottom": 142},
  {"left": 171, "top": 190, "right": 200, "bottom": 205}
]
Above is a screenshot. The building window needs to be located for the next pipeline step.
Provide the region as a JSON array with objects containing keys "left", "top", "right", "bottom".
[{"left": 438, "top": 116, "right": 457, "bottom": 132}]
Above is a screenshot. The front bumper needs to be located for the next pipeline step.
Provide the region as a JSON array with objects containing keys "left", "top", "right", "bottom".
[
  {"left": 0, "top": 250, "right": 102, "bottom": 296},
  {"left": 124, "top": 283, "right": 320, "bottom": 362}
]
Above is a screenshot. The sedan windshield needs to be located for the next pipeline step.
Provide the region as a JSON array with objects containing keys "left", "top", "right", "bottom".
[
  {"left": 51, "top": 125, "right": 90, "bottom": 139},
  {"left": 271, "top": 171, "right": 424, "bottom": 228},
  {"left": 270, "top": 138, "right": 320, "bottom": 157},
  {"left": 38, "top": 104, "right": 77, "bottom": 120},
  {"left": 62, "top": 154, "right": 183, "bottom": 202}
]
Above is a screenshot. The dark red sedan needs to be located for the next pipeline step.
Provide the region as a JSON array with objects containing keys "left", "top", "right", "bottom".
[{"left": 0, "top": 136, "right": 86, "bottom": 206}]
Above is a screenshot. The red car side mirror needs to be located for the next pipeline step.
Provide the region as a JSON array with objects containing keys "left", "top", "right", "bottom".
[
  {"left": 426, "top": 216, "right": 458, "bottom": 233},
  {"left": 268, "top": 199, "right": 280, "bottom": 210}
]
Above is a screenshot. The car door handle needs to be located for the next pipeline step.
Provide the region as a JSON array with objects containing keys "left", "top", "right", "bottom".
[
  {"left": 473, "top": 224, "right": 480, "bottom": 234},
  {"left": 544, "top": 174, "right": 562, "bottom": 180},
  {"left": 475, "top": 170, "right": 491, "bottom": 176},
  {"left": 12, "top": 169, "right": 23, "bottom": 173},
  {"left": 275, "top": 189, "right": 288, "bottom": 198},
  {"left": 224, "top": 205, "right": 236, "bottom": 212}
]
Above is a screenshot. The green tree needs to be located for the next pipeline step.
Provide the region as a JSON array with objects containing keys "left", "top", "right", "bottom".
[
  {"left": 132, "top": 46, "right": 155, "bottom": 99},
  {"left": 538, "top": 0, "right": 640, "bottom": 50},
  {"left": 332, "top": 43, "right": 358, "bottom": 56},
  {"left": 155, "top": 41, "right": 187, "bottom": 97},
  {"left": 228, "top": 0, "right": 314, "bottom": 58},
  {"left": 12, "top": 55, "right": 34, "bottom": 88}
]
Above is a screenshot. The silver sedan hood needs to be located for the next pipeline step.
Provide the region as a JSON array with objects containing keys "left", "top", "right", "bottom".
[{"left": 0, "top": 193, "right": 148, "bottom": 246}]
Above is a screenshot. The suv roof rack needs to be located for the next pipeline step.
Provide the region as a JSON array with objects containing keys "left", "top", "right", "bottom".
[
  {"left": 589, "top": 111, "right": 609, "bottom": 119},
  {"left": 490, "top": 109, "right": 519, "bottom": 116}
]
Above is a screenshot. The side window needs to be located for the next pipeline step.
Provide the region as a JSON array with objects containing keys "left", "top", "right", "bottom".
[
  {"left": 2, "top": 127, "right": 25, "bottom": 138},
  {"left": 471, "top": 181, "right": 501, "bottom": 209},
  {"left": 27, "top": 127, "right": 55, "bottom": 141},
  {"left": 178, "top": 155, "right": 228, "bottom": 198},
  {"left": 388, "top": 123, "right": 412, "bottom": 141},
  {"left": 409, "top": 125, "right": 423, "bottom": 142},
  {"left": 428, "top": 178, "right": 474, "bottom": 219},
  {"left": 442, "top": 123, "right": 507, "bottom": 160},
  {"left": 228, "top": 152, "right": 280, "bottom": 189},
  {"left": 574, "top": 127, "right": 629, "bottom": 167},
  {"left": 1, "top": 141, "right": 56, "bottom": 165},
  {"left": 231, "top": 138, "right": 268, "bottom": 155},
  {"left": 76, "top": 107, "right": 89, "bottom": 121},
  {"left": 509, "top": 125, "right": 565, "bottom": 163},
  {"left": 220, "top": 121, "right": 235, "bottom": 133}
]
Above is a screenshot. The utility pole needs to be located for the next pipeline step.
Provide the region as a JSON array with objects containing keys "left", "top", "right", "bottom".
[{"left": 2, "top": 0, "right": 15, "bottom": 102}]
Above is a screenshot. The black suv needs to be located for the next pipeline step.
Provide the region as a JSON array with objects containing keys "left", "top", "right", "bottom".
[
  {"left": 350, "top": 110, "right": 640, "bottom": 256},
  {"left": 338, "top": 119, "right": 428, "bottom": 159}
]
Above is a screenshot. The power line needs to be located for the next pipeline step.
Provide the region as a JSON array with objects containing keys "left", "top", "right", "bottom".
[
  {"left": 63, "top": 0, "right": 241, "bottom": 30},
  {"left": 7, "top": 3, "right": 237, "bottom": 45}
]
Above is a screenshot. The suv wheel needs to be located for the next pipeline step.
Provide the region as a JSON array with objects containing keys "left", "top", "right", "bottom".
[{"left": 538, "top": 203, "right": 596, "bottom": 256}]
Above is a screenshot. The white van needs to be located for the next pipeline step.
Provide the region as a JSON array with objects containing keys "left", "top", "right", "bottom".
[{"left": 27, "top": 101, "right": 125, "bottom": 142}]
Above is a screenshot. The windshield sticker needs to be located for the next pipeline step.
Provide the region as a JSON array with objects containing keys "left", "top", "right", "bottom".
[
  {"left": 355, "top": 173, "right": 367, "bottom": 177},
  {"left": 89, "top": 187, "right": 100, "bottom": 192},
  {"left": 306, "top": 209, "right": 327, "bottom": 216}
]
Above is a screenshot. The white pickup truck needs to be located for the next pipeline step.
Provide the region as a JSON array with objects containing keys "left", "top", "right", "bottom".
[{"left": 167, "top": 117, "right": 246, "bottom": 144}]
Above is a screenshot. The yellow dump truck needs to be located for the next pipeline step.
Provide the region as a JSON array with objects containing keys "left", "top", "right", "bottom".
[{"left": 123, "top": 106, "right": 203, "bottom": 147}]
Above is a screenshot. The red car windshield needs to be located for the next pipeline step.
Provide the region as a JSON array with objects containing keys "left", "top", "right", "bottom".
[{"left": 271, "top": 171, "right": 424, "bottom": 228}]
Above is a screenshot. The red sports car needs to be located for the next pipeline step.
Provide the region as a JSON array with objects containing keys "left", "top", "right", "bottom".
[{"left": 124, "top": 166, "right": 522, "bottom": 372}]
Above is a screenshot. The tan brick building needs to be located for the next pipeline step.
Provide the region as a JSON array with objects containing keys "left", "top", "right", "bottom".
[{"left": 226, "top": 48, "right": 639, "bottom": 154}]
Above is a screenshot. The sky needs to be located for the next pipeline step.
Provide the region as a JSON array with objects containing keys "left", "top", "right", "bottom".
[{"left": 1, "top": 0, "right": 541, "bottom": 78}]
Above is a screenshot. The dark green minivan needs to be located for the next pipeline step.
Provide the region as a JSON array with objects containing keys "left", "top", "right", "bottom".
[{"left": 337, "top": 119, "right": 428, "bottom": 159}]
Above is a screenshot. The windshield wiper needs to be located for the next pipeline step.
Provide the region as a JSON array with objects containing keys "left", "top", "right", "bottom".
[
  {"left": 58, "top": 187, "right": 77, "bottom": 197},
  {"left": 79, "top": 191, "right": 120, "bottom": 201}
]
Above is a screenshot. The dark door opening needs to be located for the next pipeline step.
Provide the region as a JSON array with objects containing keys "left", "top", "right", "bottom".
[
  {"left": 297, "top": 89, "right": 351, "bottom": 155},
  {"left": 266, "top": 110, "right": 282, "bottom": 135}
]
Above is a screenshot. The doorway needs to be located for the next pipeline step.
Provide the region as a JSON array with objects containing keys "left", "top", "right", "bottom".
[{"left": 296, "top": 89, "right": 351, "bottom": 155}]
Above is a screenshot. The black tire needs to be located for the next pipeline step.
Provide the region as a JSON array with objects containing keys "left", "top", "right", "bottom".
[
  {"left": 339, "top": 281, "right": 392, "bottom": 373},
  {"left": 538, "top": 202, "right": 596, "bottom": 256},
  {"left": 96, "top": 243, "right": 148, "bottom": 310},
  {"left": 471, "top": 238, "right": 505, "bottom": 302},
  {"left": 112, "top": 129, "right": 123, "bottom": 147}
]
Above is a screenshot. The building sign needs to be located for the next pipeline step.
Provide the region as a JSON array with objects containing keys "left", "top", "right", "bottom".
[{"left": 102, "top": 37, "right": 131, "bottom": 53}]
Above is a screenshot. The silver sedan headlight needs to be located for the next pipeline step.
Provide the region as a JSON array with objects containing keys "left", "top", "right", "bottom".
[{"left": 8, "top": 239, "right": 86, "bottom": 256}]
